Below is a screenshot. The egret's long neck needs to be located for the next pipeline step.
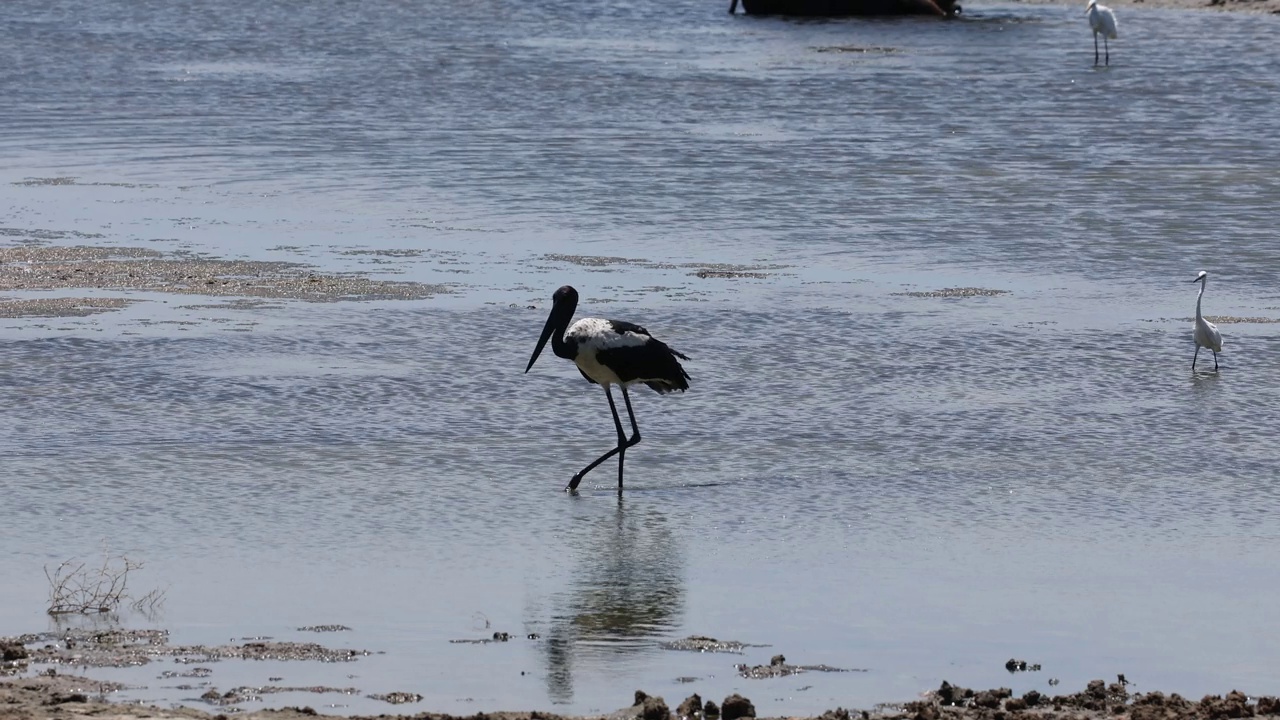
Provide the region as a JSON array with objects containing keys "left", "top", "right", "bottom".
[{"left": 1195, "top": 281, "right": 1206, "bottom": 321}]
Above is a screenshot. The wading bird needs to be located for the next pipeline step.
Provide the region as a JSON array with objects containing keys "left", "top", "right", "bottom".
[
  {"left": 1190, "top": 271, "right": 1222, "bottom": 371},
  {"left": 1086, "top": 0, "right": 1118, "bottom": 66},
  {"left": 525, "top": 286, "right": 691, "bottom": 492}
]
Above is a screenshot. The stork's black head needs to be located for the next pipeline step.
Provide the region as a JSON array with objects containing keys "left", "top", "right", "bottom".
[
  {"left": 526, "top": 285, "right": 581, "bottom": 374},
  {"left": 553, "top": 285, "right": 578, "bottom": 305}
]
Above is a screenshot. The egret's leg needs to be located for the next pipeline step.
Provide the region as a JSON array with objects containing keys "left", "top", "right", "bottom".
[
  {"left": 1104, "top": 36, "right": 1109, "bottom": 65},
  {"left": 1094, "top": 32, "right": 1099, "bottom": 65},
  {"left": 1192, "top": 346, "right": 1200, "bottom": 370},
  {"left": 1212, "top": 350, "right": 1218, "bottom": 370},
  {"left": 566, "top": 387, "right": 628, "bottom": 492},
  {"left": 729, "top": 0, "right": 739, "bottom": 12}
]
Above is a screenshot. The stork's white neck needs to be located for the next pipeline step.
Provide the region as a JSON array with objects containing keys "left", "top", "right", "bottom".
[{"left": 1195, "top": 280, "right": 1206, "bottom": 321}]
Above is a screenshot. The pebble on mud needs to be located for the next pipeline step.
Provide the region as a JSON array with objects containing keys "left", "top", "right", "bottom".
[
  {"left": 0, "top": 297, "right": 135, "bottom": 318},
  {"left": 367, "top": 691, "right": 424, "bottom": 705},
  {"left": 694, "top": 270, "right": 768, "bottom": 280},
  {"left": 892, "top": 287, "right": 1010, "bottom": 298},
  {"left": 660, "top": 636, "right": 762, "bottom": 654},
  {"left": 735, "top": 654, "right": 857, "bottom": 679},
  {"left": 7, "top": 628, "right": 370, "bottom": 668},
  {"left": 721, "top": 694, "right": 756, "bottom": 720}
]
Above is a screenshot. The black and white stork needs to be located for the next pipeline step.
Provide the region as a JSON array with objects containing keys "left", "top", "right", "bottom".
[{"left": 525, "top": 285, "right": 691, "bottom": 492}]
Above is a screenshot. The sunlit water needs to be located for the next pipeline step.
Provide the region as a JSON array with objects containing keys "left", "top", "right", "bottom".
[{"left": 1, "top": 0, "right": 1279, "bottom": 715}]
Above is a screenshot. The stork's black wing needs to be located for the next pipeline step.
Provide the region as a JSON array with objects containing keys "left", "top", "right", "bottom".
[{"left": 597, "top": 329, "right": 691, "bottom": 394}]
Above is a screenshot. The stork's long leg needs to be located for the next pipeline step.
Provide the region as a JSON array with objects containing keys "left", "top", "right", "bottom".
[
  {"left": 615, "top": 386, "right": 644, "bottom": 490},
  {"left": 566, "top": 386, "right": 639, "bottom": 492},
  {"left": 1104, "top": 36, "right": 1109, "bottom": 65},
  {"left": 1212, "top": 350, "right": 1218, "bottom": 370},
  {"left": 1192, "top": 346, "right": 1200, "bottom": 370},
  {"left": 620, "top": 386, "right": 642, "bottom": 444},
  {"left": 1094, "top": 33, "right": 1099, "bottom": 65}
]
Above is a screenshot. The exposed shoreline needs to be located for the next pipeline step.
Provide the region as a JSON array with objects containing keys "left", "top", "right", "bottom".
[
  {"left": 8, "top": 630, "right": 1277, "bottom": 720},
  {"left": 3, "top": 672, "right": 1280, "bottom": 720}
]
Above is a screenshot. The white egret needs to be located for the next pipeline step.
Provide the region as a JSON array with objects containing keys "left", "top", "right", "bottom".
[
  {"left": 1085, "top": 0, "right": 1118, "bottom": 66},
  {"left": 1190, "top": 270, "right": 1222, "bottom": 371}
]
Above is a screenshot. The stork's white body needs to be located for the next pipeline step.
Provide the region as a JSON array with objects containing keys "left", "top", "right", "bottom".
[{"left": 565, "top": 318, "right": 651, "bottom": 388}]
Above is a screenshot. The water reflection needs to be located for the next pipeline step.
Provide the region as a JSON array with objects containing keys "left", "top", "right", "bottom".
[{"left": 540, "top": 496, "right": 684, "bottom": 703}]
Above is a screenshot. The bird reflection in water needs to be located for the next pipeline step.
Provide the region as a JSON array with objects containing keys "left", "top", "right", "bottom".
[{"left": 537, "top": 496, "right": 685, "bottom": 704}]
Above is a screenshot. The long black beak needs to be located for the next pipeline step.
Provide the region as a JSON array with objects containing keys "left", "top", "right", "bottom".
[{"left": 525, "top": 312, "right": 557, "bottom": 373}]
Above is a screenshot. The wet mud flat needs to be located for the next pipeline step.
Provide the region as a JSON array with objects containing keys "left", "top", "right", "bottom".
[
  {"left": 3, "top": 673, "right": 1280, "bottom": 720},
  {"left": 6, "top": 632, "right": 1280, "bottom": 720},
  {"left": 0, "top": 244, "right": 448, "bottom": 319}
]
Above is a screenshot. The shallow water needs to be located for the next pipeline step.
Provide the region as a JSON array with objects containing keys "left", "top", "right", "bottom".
[{"left": 2, "top": 0, "right": 1280, "bottom": 715}]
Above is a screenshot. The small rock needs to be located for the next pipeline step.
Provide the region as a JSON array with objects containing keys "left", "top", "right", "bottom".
[
  {"left": 1004, "top": 658, "right": 1041, "bottom": 673},
  {"left": 911, "top": 703, "right": 940, "bottom": 720},
  {"left": 636, "top": 690, "right": 650, "bottom": 705},
  {"left": 975, "top": 691, "right": 1002, "bottom": 709},
  {"left": 1087, "top": 680, "right": 1107, "bottom": 699},
  {"left": 821, "top": 709, "right": 852, "bottom": 720},
  {"left": 1257, "top": 697, "right": 1280, "bottom": 715},
  {"left": 722, "top": 694, "right": 756, "bottom": 720},
  {"left": 368, "top": 692, "right": 424, "bottom": 705},
  {"left": 677, "top": 694, "right": 703, "bottom": 720},
  {"left": 1, "top": 644, "right": 29, "bottom": 661},
  {"left": 770, "top": 654, "right": 786, "bottom": 666},
  {"left": 937, "top": 681, "right": 974, "bottom": 706},
  {"left": 1022, "top": 691, "right": 1043, "bottom": 707},
  {"left": 1005, "top": 698, "right": 1027, "bottom": 712},
  {"left": 705, "top": 700, "right": 720, "bottom": 717},
  {"left": 639, "top": 694, "right": 671, "bottom": 720}
]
